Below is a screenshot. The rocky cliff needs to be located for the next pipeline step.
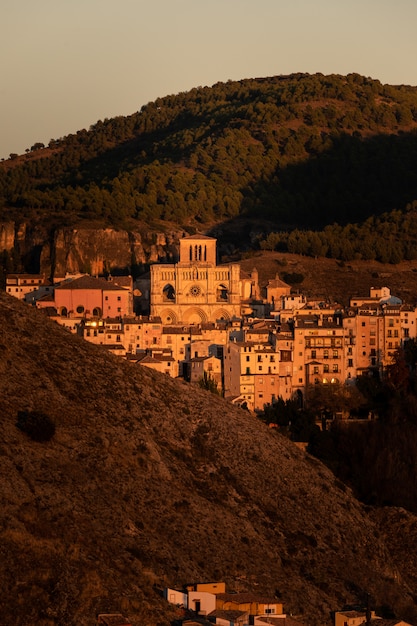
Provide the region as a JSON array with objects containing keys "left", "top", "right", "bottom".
[{"left": 0, "top": 222, "right": 184, "bottom": 278}]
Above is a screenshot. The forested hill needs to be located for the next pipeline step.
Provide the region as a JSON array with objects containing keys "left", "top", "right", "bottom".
[{"left": 2, "top": 72, "right": 417, "bottom": 261}]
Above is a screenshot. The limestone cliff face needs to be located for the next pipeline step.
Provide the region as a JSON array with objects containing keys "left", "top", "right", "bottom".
[
  {"left": 0, "top": 222, "right": 183, "bottom": 277},
  {"left": 0, "top": 222, "right": 16, "bottom": 251}
]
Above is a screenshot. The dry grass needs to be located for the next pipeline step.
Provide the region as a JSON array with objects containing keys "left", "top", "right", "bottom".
[{"left": 0, "top": 293, "right": 416, "bottom": 625}]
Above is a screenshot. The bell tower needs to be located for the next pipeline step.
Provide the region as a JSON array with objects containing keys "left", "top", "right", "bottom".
[{"left": 179, "top": 234, "right": 216, "bottom": 266}]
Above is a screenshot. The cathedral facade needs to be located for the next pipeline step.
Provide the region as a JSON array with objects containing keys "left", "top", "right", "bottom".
[{"left": 150, "top": 235, "right": 242, "bottom": 324}]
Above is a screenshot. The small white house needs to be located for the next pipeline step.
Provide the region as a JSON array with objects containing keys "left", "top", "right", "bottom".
[
  {"left": 164, "top": 587, "right": 188, "bottom": 608},
  {"left": 188, "top": 590, "right": 216, "bottom": 615}
]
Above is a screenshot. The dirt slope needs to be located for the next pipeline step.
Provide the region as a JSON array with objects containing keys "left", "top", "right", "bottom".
[
  {"left": 239, "top": 250, "right": 417, "bottom": 305},
  {"left": 0, "top": 292, "right": 416, "bottom": 626}
]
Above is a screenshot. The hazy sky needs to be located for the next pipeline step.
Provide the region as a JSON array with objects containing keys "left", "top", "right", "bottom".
[{"left": 1, "top": 0, "right": 417, "bottom": 160}]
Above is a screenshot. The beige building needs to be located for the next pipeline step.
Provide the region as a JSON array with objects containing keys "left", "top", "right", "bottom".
[
  {"left": 6, "top": 273, "right": 52, "bottom": 303},
  {"left": 292, "top": 313, "right": 346, "bottom": 404},
  {"left": 150, "top": 234, "right": 242, "bottom": 324}
]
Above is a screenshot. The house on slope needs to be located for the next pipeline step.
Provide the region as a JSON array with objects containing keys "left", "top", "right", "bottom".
[
  {"left": 208, "top": 608, "right": 249, "bottom": 626},
  {"left": 163, "top": 587, "right": 188, "bottom": 607},
  {"left": 6, "top": 273, "right": 53, "bottom": 303},
  {"left": 255, "top": 616, "right": 307, "bottom": 626},
  {"left": 37, "top": 274, "right": 133, "bottom": 318},
  {"left": 215, "top": 593, "right": 284, "bottom": 618}
]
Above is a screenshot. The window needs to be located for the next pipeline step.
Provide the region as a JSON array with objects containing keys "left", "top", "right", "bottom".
[
  {"left": 117, "top": 296, "right": 121, "bottom": 301},
  {"left": 311, "top": 349, "right": 317, "bottom": 358},
  {"left": 348, "top": 359, "right": 353, "bottom": 368},
  {"left": 333, "top": 364, "right": 338, "bottom": 373},
  {"left": 76, "top": 305, "right": 84, "bottom": 314},
  {"left": 246, "top": 355, "right": 250, "bottom": 362}
]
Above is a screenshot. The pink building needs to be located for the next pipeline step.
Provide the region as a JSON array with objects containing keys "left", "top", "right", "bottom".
[{"left": 39, "top": 275, "right": 132, "bottom": 318}]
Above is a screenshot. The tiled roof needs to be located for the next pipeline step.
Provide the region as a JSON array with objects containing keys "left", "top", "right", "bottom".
[
  {"left": 209, "top": 609, "right": 248, "bottom": 620},
  {"left": 55, "top": 275, "right": 127, "bottom": 291},
  {"left": 216, "top": 592, "right": 280, "bottom": 604}
]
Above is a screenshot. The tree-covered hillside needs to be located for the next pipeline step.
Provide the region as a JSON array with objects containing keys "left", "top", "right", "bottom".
[{"left": 2, "top": 72, "right": 417, "bottom": 261}]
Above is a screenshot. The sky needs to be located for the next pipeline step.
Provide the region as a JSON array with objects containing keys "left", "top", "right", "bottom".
[{"left": 1, "top": 0, "right": 417, "bottom": 160}]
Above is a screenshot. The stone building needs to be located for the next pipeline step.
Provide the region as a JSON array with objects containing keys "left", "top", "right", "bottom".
[{"left": 150, "top": 234, "right": 242, "bottom": 324}]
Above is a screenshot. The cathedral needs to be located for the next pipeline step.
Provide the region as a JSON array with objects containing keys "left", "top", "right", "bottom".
[{"left": 150, "top": 234, "right": 243, "bottom": 324}]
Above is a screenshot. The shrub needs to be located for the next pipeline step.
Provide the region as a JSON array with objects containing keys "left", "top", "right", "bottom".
[
  {"left": 16, "top": 410, "right": 56, "bottom": 442},
  {"left": 282, "top": 272, "right": 304, "bottom": 284}
]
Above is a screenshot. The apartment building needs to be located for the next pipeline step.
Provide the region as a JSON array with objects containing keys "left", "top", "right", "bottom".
[
  {"left": 292, "top": 314, "right": 346, "bottom": 404},
  {"left": 6, "top": 273, "right": 52, "bottom": 302}
]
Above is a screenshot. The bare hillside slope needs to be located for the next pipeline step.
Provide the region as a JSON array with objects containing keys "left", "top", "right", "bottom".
[{"left": 0, "top": 293, "right": 416, "bottom": 625}]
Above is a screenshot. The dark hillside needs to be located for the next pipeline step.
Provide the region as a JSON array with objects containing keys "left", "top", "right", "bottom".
[
  {"left": 1, "top": 293, "right": 417, "bottom": 625},
  {"left": 2, "top": 73, "right": 417, "bottom": 261}
]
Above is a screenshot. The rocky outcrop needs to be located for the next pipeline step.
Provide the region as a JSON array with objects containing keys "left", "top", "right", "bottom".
[
  {"left": 0, "top": 222, "right": 15, "bottom": 251},
  {"left": 0, "top": 222, "right": 185, "bottom": 277}
]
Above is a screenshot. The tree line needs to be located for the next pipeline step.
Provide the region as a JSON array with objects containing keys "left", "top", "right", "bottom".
[{"left": 1, "top": 72, "right": 417, "bottom": 254}]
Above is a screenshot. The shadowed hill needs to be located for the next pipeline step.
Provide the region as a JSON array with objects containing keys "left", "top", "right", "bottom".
[
  {"left": 1, "top": 73, "right": 417, "bottom": 238},
  {"left": 0, "top": 292, "right": 417, "bottom": 625}
]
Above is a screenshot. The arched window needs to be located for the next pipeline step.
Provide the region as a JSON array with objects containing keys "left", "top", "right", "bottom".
[
  {"left": 216, "top": 284, "right": 228, "bottom": 301},
  {"left": 92, "top": 307, "right": 102, "bottom": 317},
  {"left": 60, "top": 307, "right": 68, "bottom": 318},
  {"left": 163, "top": 284, "right": 175, "bottom": 301}
]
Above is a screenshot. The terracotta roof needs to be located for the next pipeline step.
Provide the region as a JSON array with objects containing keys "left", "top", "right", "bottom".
[
  {"left": 55, "top": 275, "right": 127, "bottom": 291},
  {"left": 209, "top": 609, "right": 248, "bottom": 620},
  {"left": 267, "top": 276, "right": 291, "bottom": 288},
  {"left": 110, "top": 276, "right": 132, "bottom": 287},
  {"left": 257, "top": 617, "right": 306, "bottom": 626},
  {"left": 216, "top": 592, "right": 280, "bottom": 604}
]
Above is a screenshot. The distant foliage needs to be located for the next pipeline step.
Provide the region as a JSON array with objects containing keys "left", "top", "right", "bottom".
[
  {"left": 282, "top": 271, "right": 305, "bottom": 285},
  {"left": 16, "top": 410, "right": 56, "bottom": 442},
  {"left": 1, "top": 73, "right": 417, "bottom": 259},
  {"left": 258, "top": 203, "right": 417, "bottom": 263},
  {"left": 198, "top": 371, "right": 221, "bottom": 395},
  {"left": 261, "top": 397, "right": 318, "bottom": 442},
  {"left": 309, "top": 340, "right": 417, "bottom": 512}
]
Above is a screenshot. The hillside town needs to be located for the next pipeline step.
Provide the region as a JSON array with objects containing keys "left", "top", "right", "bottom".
[
  {"left": 6, "top": 234, "right": 415, "bottom": 413},
  {"left": 96, "top": 580, "right": 414, "bottom": 626}
]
